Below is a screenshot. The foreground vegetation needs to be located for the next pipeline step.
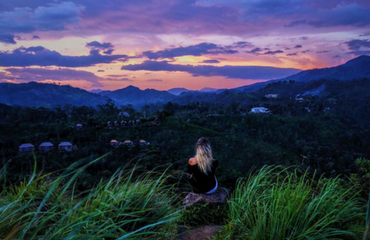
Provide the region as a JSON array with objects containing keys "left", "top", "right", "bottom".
[
  {"left": 1, "top": 160, "right": 367, "bottom": 239},
  {"left": 220, "top": 166, "right": 365, "bottom": 239},
  {"left": 0, "top": 159, "right": 179, "bottom": 239}
]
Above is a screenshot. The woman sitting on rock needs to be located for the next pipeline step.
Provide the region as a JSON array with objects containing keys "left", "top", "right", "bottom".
[{"left": 187, "top": 137, "right": 218, "bottom": 194}]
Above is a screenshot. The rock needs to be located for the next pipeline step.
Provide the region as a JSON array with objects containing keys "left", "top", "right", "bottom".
[
  {"left": 178, "top": 225, "right": 222, "bottom": 240},
  {"left": 183, "top": 188, "right": 229, "bottom": 207}
]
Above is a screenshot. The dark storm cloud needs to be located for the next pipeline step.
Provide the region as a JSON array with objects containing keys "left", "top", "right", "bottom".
[
  {"left": 86, "top": 41, "right": 114, "bottom": 49},
  {"left": 0, "top": 46, "right": 127, "bottom": 67},
  {"left": 0, "top": 33, "right": 16, "bottom": 44},
  {"left": 4, "top": 68, "right": 104, "bottom": 87},
  {"left": 202, "top": 59, "right": 220, "bottom": 63},
  {"left": 264, "top": 50, "right": 284, "bottom": 55},
  {"left": 122, "top": 60, "right": 300, "bottom": 80},
  {"left": 142, "top": 43, "right": 238, "bottom": 59}
]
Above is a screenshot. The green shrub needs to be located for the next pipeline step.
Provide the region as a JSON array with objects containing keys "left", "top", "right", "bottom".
[{"left": 219, "top": 166, "right": 365, "bottom": 240}]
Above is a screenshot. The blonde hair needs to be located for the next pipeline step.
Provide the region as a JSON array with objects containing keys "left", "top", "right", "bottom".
[{"left": 195, "top": 137, "right": 213, "bottom": 175}]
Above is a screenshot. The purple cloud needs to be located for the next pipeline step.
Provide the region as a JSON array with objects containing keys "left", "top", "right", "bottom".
[
  {"left": 287, "top": 53, "right": 297, "bottom": 56},
  {"left": 103, "top": 49, "right": 114, "bottom": 55},
  {"left": 142, "top": 43, "right": 238, "bottom": 59},
  {"left": 3, "top": 0, "right": 370, "bottom": 39},
  {"left": 146, "top": 79, "right": 163, "bottom": 82},
  {"left": 294, "top": 45, "right": 302, "bottom": 48},
  {"left": 86, "top": 41, "right": 114, "bottom": 49},
  {"left": 0, "top": 33, "right": 16, "bottom": 44},
  {"left": 122, "top": 60, "right": 300, "bottom": 80},
  {"left": 227, "top": 41, "right": 253, "bottom": 48},
  {"left": 345, "top": 39, "right": 370, "bottom": 55},
  {"left": 3, "top": 68, "right": 104, "bottom": 87},
  {"left": 264, "top": 50, "right": 284, "bottom": 55},
  {"left": 246, "top": 48, "right": 263, "bottom": 54},
  {"left": 202, "top": 59, "right": 220, "bottom": 63},
  {"left": 345, "top": 39, "right": 370, "bottom": 50},
  {"left": 0, "top": 46, "right": 127, "bottom": 67},
  {"left": 359, "top": 32, "right": 370, "bottom": 36},
  {"left": 286, "top": 4, "right": 370, "bottom": 28},
  {"left": 0, "top": 2, "right": 83, "bottom": 34},
  {"left": 104, "top": 77, "right": 132, "bottom": 81}
]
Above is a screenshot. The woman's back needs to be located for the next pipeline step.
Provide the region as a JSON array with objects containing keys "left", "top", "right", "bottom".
[{"left": 188, "top": 157, "right": 218, "bottom": 193}]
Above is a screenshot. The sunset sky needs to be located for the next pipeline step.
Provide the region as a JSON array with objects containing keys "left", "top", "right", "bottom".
[{"left": 0, "top": 0, "right": 369, "bottom": 91}]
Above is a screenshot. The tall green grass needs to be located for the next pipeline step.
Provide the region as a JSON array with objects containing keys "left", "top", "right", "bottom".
[
  {"left": 220, "top": 166, "right": 365, "bottom": 240},
  {"left": 0, "top": 158, "right": 180, "bottom": 239}
]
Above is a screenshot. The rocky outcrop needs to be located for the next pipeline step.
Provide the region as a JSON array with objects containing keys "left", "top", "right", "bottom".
[
  {"left": 183, "top": 188, "right": 229, "bottom": 207},
  {"left": 178, "top": 225, "right": 222, "bottom": 240}
]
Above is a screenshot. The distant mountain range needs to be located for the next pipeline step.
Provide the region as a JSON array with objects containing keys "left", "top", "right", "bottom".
[
  {"left": 167, "top": 87, "right": 219, "bottom": 96},
  {"left": 99, "top": 85, "right": 175, "bottom": 106},
  {"left": 236, "top": 55, "right": 370, "bottom": 93},
  {"left": 0, "top": 82, "right": 108, "bottom": 107},
  {"left": 167, "top": 88, "right": 190, "bottom": 96},
  {"left": 0, "top": 55, "right": 369, "bottom": 107}
]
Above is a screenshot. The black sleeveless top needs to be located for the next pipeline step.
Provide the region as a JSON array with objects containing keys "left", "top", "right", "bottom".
[{"left": 187, "top": 159, "right": 218, "bottom": 193}]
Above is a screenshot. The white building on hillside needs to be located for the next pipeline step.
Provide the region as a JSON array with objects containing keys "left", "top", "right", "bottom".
[{"left": 250, "top": 107, "right": 271, "bottom": 114}]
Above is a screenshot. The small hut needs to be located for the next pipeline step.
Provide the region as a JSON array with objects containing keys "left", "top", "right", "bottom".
[
  {"left": 39, "top": 142, "right": 54, "bottom": 152},
  {"left": 123, "top": 140, "right": 133, "bottom": 146},
  {"left": 110, "top": 139, "right": 119, "bottom": 146},
  {"left": 76, "top": 123, "right": 83, "bottom": 130},
  {"left": 59, "top": 142, "right": 73, "bottom": 152},
  {"left": 19, "top": 143, "right": 35, "bottom": 153},
  {"left": 139, "top": 140, "right": 150, "bottom": 146}
]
